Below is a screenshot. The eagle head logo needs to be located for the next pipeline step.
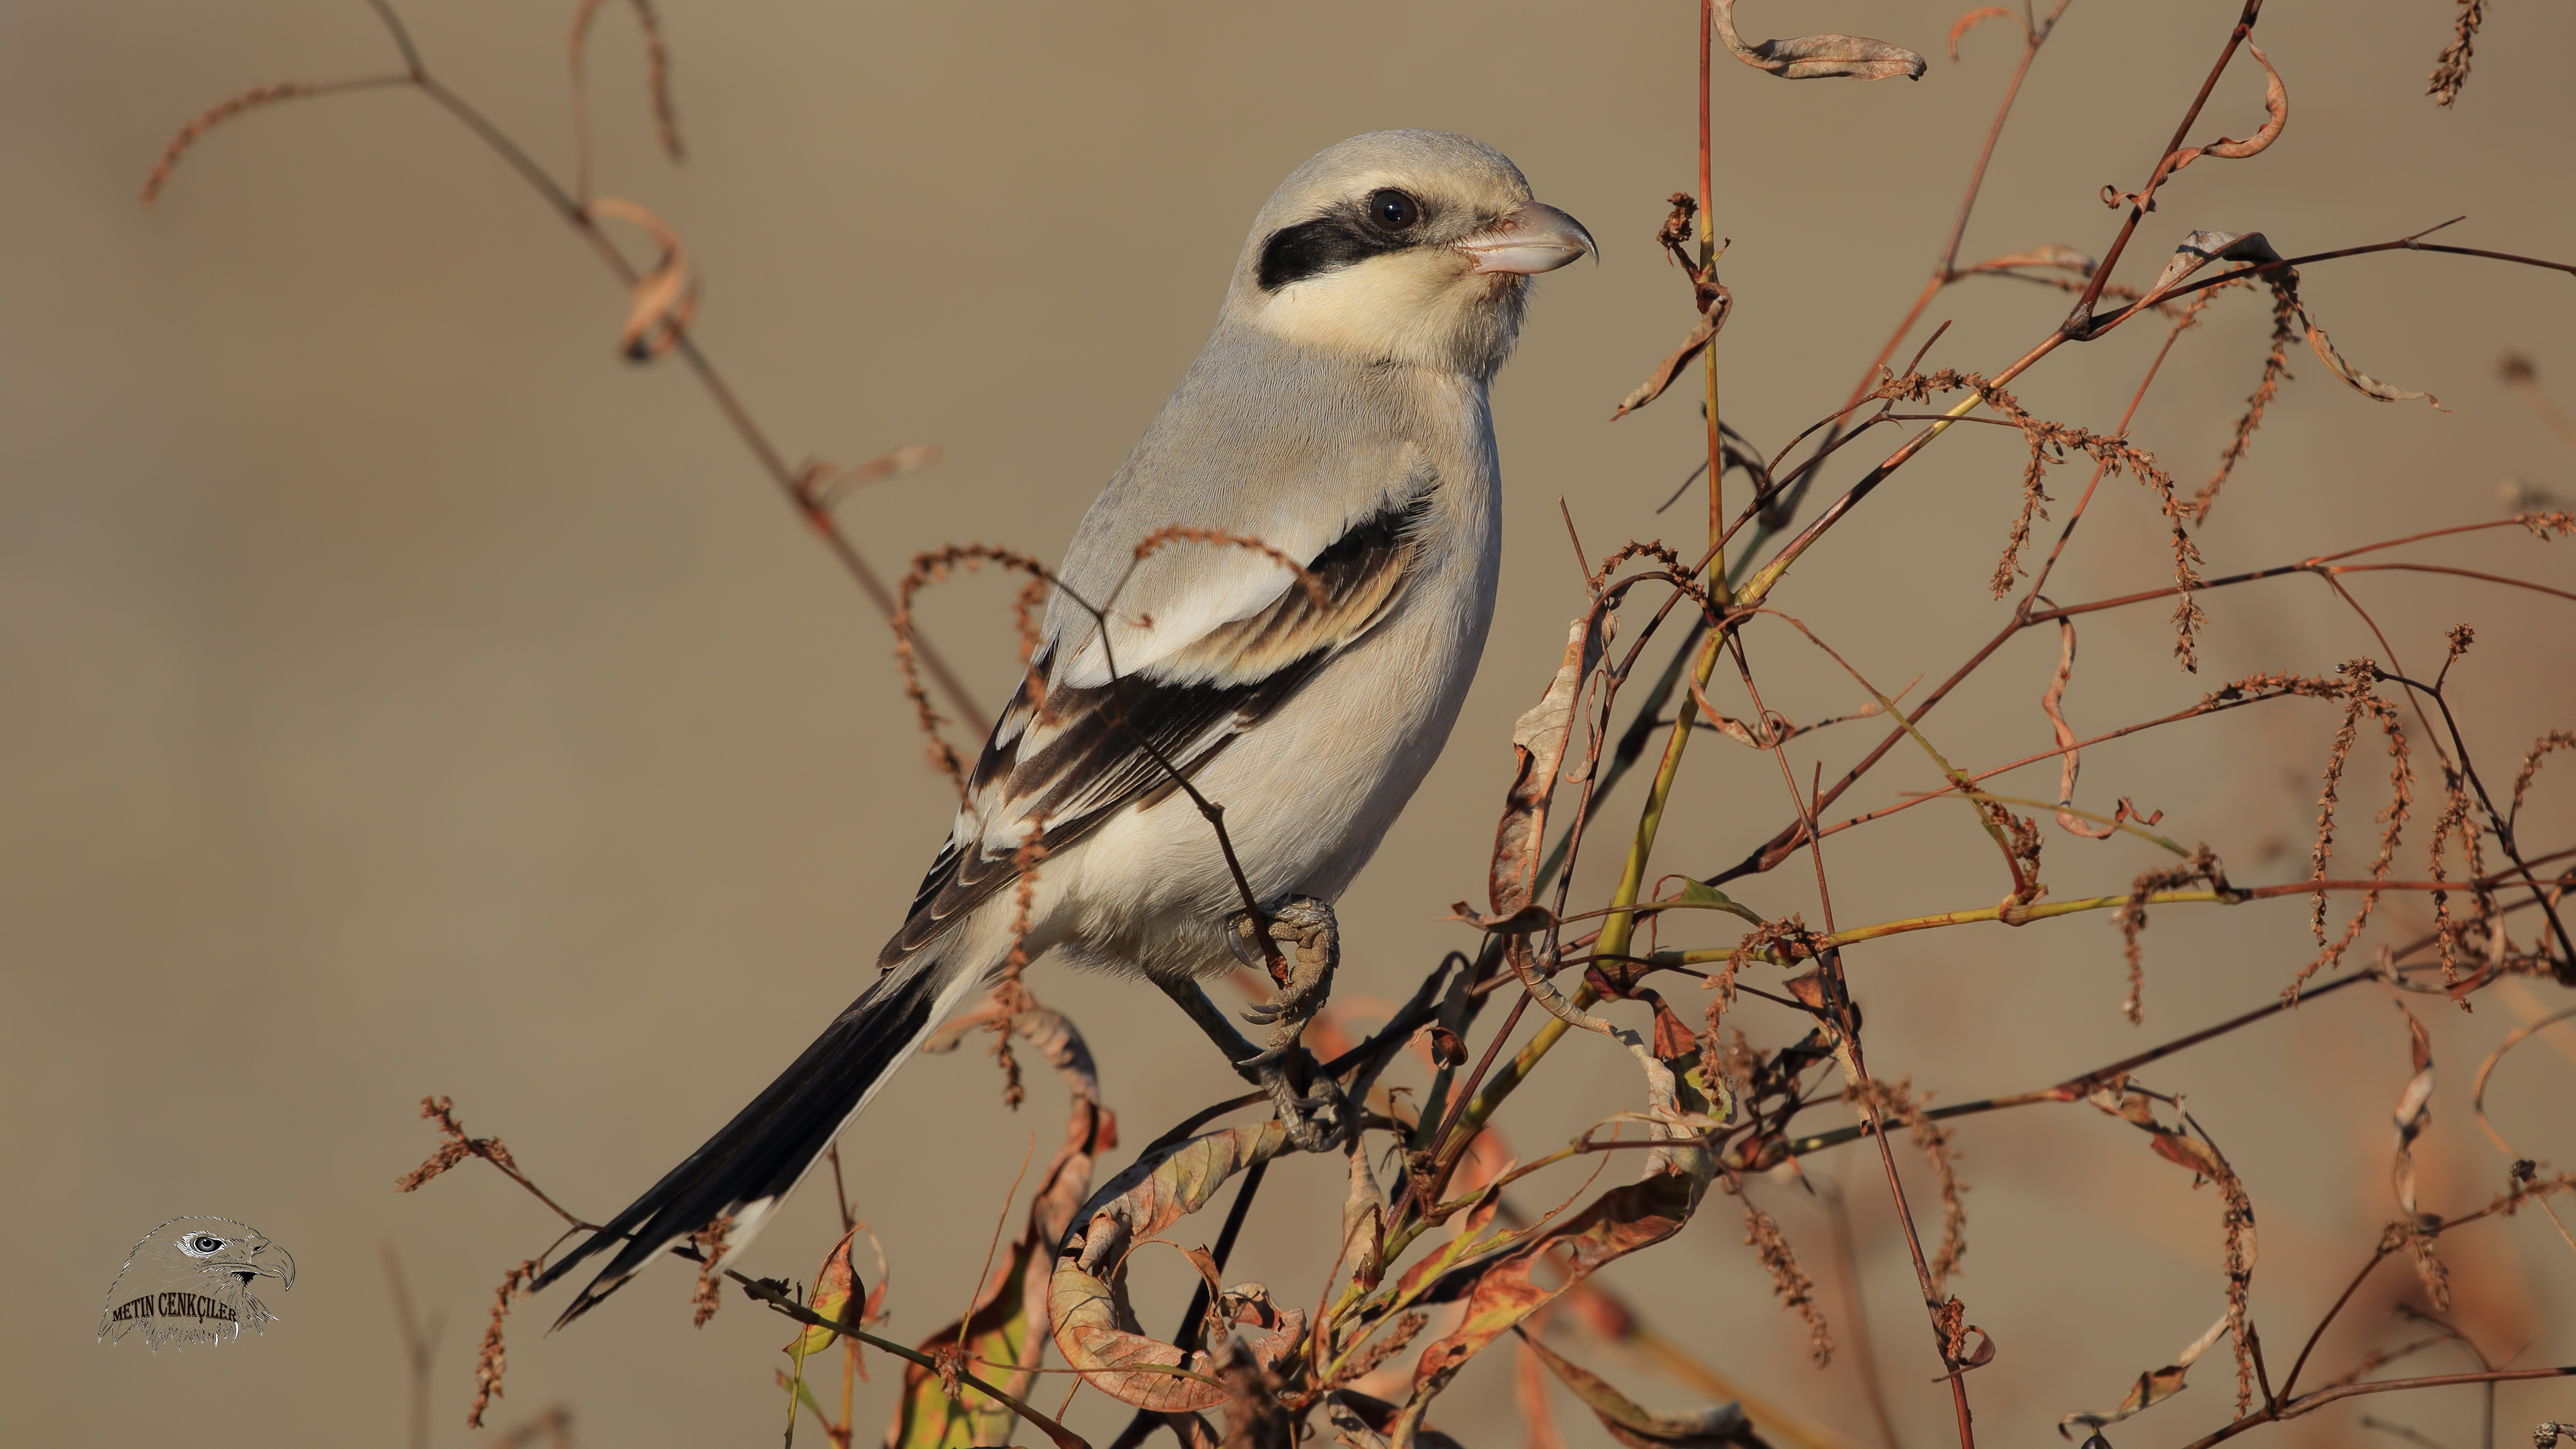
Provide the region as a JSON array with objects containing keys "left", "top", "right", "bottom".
[{"left": 98, "top": 1217, "right": 296, "bottom": 1352}]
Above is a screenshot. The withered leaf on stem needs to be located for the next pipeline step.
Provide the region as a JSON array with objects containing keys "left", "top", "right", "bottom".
[
  {"left": 2144, "top": 230, "right": 2282, "bottom": 302},
  {"left": 2055, "top": 1314, "right": 2229, "bottom": 1439},
  {"left": 1612, "top": 297, "right": 1730, "bottom": 420},
  {"left": 783, "top": 1226, "right": 862, "bottom": 1365},
  {"left": 2305, "top": 315, "right": 2446, "bottom": 409},
  {"left": 1517, "top": 1332, "right": 1760, "bottom": 1449},
  {"left": 2389, "top": 1001, "right": 2436, "bottom": 1219},
  {"left": 1491, "top": 610, "right": 1615, "bottom": 919},
  {"left": 1393, "top": 1173, "right": 1703, "bottom": 1446},
  {"left": 1711, "top": 1, "right": 1929, "bottom": 80},
  {"left": 587, "top": 197, "right": 697, "bottom": 360},
  {"left": 1049, "top": 1122, "right": 1292, "bottom": 1412},
  {"left": 2164, "top": 44, "right": 2288, "bottom": 177}
]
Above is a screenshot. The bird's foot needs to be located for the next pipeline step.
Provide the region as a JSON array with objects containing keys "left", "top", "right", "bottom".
[
  {"left": 1258, "top": 1056, "right": 1350, "bottom": 1155},
  {"left": 1230, "top": 896, "right": 1338, "bottom": 1030}
]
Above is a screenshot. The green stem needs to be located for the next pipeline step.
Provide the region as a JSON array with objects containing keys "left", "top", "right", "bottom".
[{"left": 1445, "top": 627, "right": 1728, "bottom": 1152}]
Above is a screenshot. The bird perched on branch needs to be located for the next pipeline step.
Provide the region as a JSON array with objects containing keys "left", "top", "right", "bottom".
[{"left": 538, "top": 129, "right": 1593, "bottom": 1324}]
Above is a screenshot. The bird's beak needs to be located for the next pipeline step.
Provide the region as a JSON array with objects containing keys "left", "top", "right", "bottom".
[
  {"left": 1457, "top": 202, "right": 1597, "bottom": 275},
  {"left": 246, "top": 1242, "right": 295, "bottom": 1290}
]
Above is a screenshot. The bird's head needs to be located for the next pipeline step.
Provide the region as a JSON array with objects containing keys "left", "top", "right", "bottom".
[
  {"left": 138, "top": 1218, "right": 297, "bottom": 1299},
  {"left": 1229, "top": 129, "right": 1594, "bottom": 379}
]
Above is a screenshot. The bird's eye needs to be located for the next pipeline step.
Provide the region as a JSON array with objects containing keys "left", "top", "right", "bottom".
[
  {"left": 185, "top": 1236, "right": 223, "bottom": 1254},
  {"left": 1366, "top": 189, "right": 1421, "bottom": 232}
]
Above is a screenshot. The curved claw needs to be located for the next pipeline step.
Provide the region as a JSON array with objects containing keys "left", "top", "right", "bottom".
[
  {"left": 1237, "top": 1040, "right": 1295, "bottom": 1071},
  {"left": 1241, "top": 1004, "right": 1287, "bottom": 1026}
]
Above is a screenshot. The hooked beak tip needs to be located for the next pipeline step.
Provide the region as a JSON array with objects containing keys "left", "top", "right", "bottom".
[{"left": 1459, "top": 201, "right": 1597, "bottom": 276}]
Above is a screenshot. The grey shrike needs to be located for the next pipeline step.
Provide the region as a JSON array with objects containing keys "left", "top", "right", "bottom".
[{"left": 539, "top": 129, "right": 1593, "bottom": 1324}]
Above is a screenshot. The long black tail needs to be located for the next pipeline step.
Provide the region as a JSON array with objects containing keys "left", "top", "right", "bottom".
[{"left": 533, "top": 947, "right": 975, "bottom": 1327}]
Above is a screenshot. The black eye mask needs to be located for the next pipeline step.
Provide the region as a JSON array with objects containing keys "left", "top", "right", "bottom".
[{"left": 1256, "top": 189, "right": 1434, "bottom": 292}]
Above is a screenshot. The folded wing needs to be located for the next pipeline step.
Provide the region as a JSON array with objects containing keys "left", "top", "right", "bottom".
[{"left": 885, "top": 491, "right": 1433, "bottom": 967}]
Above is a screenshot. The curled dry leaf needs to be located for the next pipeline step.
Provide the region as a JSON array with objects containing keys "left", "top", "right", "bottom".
[
  {"left": 1711, "top": 1, "right": 1929, "bottom": 80},
  {"left": 1049, "top": 1121, "right": 1292, "bottom": 1411},
  {"left": 2145, "top": 230, "right": 2282, "bottom": 302},
  {"left": 2042, "top": 619, "right": 2118, "bottom": 839},
  {"left": 1947, "top": 7, "right": 2022, "bottom": 64},
  {"left": 2390, "top": 1002, "right": 2436, "bottom": 1218},
  {"left": 2305, "top": 315, "right": 2447, "bottom": 409},
  {"left": 1612, "top": 295, "right": 1730, "bottom": 419},
  {"left": 587, "top": 197, "right": 696, "bottom": 359},
  {"left": 1517, "top": 1332, "right": 1760, "bottom": 1449},
  {"left": 784, "top": 1225, "right": 862, "bottom": 1366},
  {"left": 2165, "top": 44, "right": 2288, "bottom": 176},
  {"left": 2056, "top": 1314, "right": 2229, "bottom": 1438},
  {"left": 1490, "top": 606, "right": 1615, "bottom": 955},
  {"left": 1391, "top": 1172, "right": 1704, "bottom": 1446}
]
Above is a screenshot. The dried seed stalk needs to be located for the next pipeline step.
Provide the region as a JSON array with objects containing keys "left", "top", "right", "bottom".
[
  {"left": 1725, "top": 1174, "right": 1832, "bottom": 1364},
  {"left": 2193, "top": 276, "right": 2300, "bottom": 521},
  {"left": 689, "top": 1216, "right": 736, "bottom": 1328},
  {"left": 894, "top": 545, "right": 1055, "bottom": 794},
  {"left": 468, "top": 1258, "right": 545, "bottom": 1429},
  {"left": 2426, "top": 0, "right": 2488, "bottom": 107},
  {"left": 2111, "top": 846, "right": 2232, "bottom": 1024},
  {"left": 1882, "top": 366, "right": 2203, "bottom": 664},
  {"left": 2293, "top": 665, "right": 2414, "bottom": 999},
  {"left": 1854, "top": 1077, "right": 1970, "bottom": 1287}
]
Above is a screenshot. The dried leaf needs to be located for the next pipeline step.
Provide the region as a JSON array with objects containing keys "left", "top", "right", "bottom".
[
  {"left": 1613, "top": 298, "right": 1729, "bottom": 419},
  {"left": 1947, "top": 7, "right": 2021, "bottom": 63},
  {"left": 1049, "top": 1122, "right": 1291, "bottom": 1411},
  {"left": 784, "top": 1226, "right": 861, "bottom": 1364},
  {"left": 2057, "top": 1314, "right": 2229, "bottom": 1438},
  {"left": 587, "top": 197, "right": 697, "bottom": 359},
  {"left": 2146, "top": 230, "right": 2282, "bottom": 301},
  {"left": 2391, "top": 1003, "right": 2436, "bottom": 1218},
  {"left": 1393, "top": 1173, "right": 1704, "bottom": 1445},
  {"left": 2167, "top": 44, "right": 2288, "bottom": 174},
  {"left": 2041, "top": 619, "right": 2117, "bottom": 839},
  {"left": 1491, "top": 610, "right": 1615, "bottom": 919},
  {"left": 1711, "top": 1, "right": 1929, "bottom": 80},
  {"left": 1519, "top": 1333, "right": 1758, "bottom": 1449},
  {"left": 2305, "top": 315, "right": 2447, "bottom": 409}
]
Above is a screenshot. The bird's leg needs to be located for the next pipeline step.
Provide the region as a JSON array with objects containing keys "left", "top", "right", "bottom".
[
  {"left": 1155, "top": 977, "right": 1266, "bottom": 1085},
  {"left": 1228, "top": 896, "right": 1348, "bottom": 1152}
]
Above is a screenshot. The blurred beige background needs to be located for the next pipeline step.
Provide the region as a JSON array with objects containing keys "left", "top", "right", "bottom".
[{"left": 7, "top": 2, "right": 2575, "bottom": 1446}]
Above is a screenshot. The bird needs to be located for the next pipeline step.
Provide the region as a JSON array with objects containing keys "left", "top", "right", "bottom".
[
  {"left": 535, "top": 129, "right": 1593, "bottom": 1326},
  {"left": 97, "top": 1217, "right": 296, "bottom": 1352}
]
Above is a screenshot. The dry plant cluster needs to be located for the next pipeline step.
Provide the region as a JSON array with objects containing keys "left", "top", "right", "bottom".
[{"left": 144, "top": 1, "right": 2576, "bottom": 1448}]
